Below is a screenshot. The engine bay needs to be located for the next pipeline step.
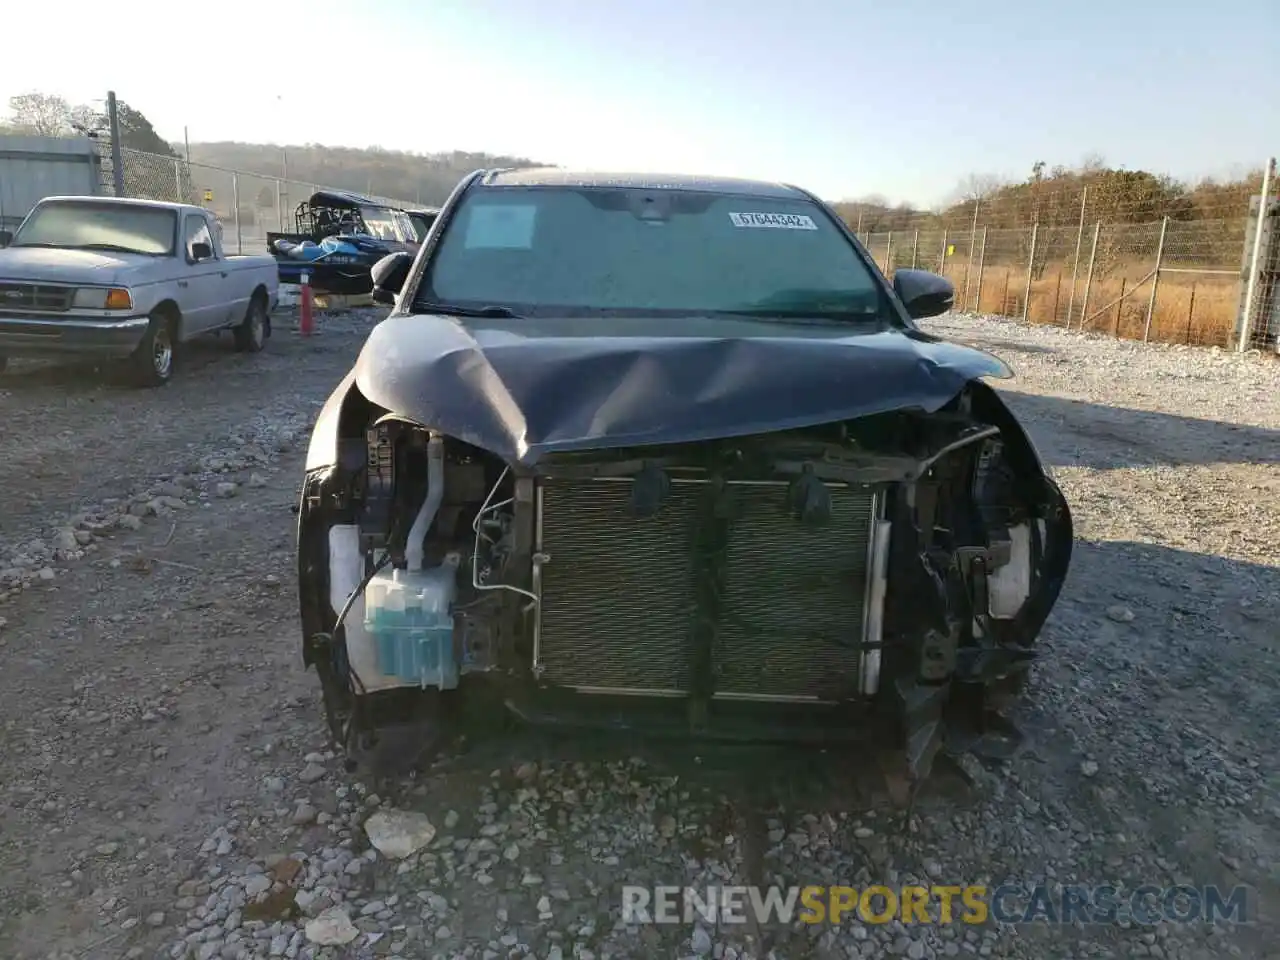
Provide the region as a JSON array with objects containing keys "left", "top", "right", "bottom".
[{"left": 296, "top": 382, "right": 1072, "bottom": 786}]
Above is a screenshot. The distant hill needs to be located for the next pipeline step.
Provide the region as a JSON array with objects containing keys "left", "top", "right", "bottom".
[
  {"left": 829, "top": 161, "right": 1264, "bottom": 271},
  {"left": 180, "top": 141, "right": 547, "bottom": 208}
]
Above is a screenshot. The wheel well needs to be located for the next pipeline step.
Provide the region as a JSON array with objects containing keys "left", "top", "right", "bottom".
[
  {"left": 250, "top": 285, "right": 272, "bottom": 333},
  {"left": 152, "top": 300, "right": 182, "bottom": 339}
]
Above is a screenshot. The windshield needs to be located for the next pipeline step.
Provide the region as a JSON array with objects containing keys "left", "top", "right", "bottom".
[
  {"left": 409, "top": 212, "right": 438, "bottom": 242},
  {"left": 360, "top": 207, "right": 414, "bottom": 243},
  {"left": 421, "top": 186, "right": 887, "bottom": 320},
  {"left": 13, "top": 201, "right": 177, "bottom": 255},
  {"left": 393, "top": 211, "right": 418, "bottom": 243}
]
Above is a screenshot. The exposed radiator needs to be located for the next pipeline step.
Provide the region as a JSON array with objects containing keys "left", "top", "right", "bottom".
[{"left": 534, "top": 476, "right": 879, "bottom": 702}]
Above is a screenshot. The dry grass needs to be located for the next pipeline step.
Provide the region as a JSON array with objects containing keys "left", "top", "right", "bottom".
[{"left": 883, "top": 256, "right": 1240, "bottom": 347}]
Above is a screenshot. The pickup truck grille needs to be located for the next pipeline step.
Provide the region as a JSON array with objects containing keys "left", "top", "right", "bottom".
[{"left": 0, "top": 283, "right": 73, "bottom": 312}]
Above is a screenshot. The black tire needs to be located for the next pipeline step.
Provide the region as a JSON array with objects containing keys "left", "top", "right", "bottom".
[
  {"left": 233, "top": 296, "right": 268, "bottom": 353},
  {"left": 129, "top": 312, "right": 176, "bottom": 387}
]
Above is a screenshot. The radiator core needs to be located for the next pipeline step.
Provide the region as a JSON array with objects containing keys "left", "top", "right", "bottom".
[{"left": 533, "top": 476, "right": 879, "bottom": 702}]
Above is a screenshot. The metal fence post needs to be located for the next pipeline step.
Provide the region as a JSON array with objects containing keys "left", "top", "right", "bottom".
[
  {"left": 106, "top": 91, "right": 125, "bottom": 197},
  {"left": 1077, "top": 222, "right": 1102, "bottom": 331},
  {"left": 973, "top": 227, "right": 988, "bottom": 312},
  {"left": 173, "top": 159, "right": 183, "bottom": 202},
  {"left": 885, "top": 232, "right": 894, "bottom": 274},
  {"left": 1022, "top": 222, "right": 1039, "bottom": 322},
  {"left": 1238, "top": 156, "right": 1275, "bottom": 352},
  {"left": 1142, "top": 216, "right": 1170, "bottom": 341},
  {"left": 232, "top": 173, "right": 242, "bottom": 255},
  {"left": 911, "top": 230, "right": 919, "bottom": 269},
  {"left": 276, "top": 179, "right": 284, "bottom": 232},
  {"left": 938, "top": 229, "right": 949, "bottom": 273},
  {"left": 856, "top": 210, "right": 864, "bottom": 237},
  {"left": 1066, "top": 187, "right": 1087, "bottom": 326},
  {"left": 962, "top": 199, "right": 979, "bottom": 309}
]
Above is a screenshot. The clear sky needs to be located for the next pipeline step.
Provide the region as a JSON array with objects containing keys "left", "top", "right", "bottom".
[{"left": 2, "top": 0, "right": 1275, "bottom": 205}]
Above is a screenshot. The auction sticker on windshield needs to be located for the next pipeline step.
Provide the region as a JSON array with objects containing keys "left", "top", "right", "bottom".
[
  {"left": 464, "top": 204, "right": 537, "bottom": 249},
  {"left": 729, "top": 212, "right": 818, "bottom": 230}
]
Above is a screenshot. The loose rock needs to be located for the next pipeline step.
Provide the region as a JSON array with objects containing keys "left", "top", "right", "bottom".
[
  {"left": 364, "top": 809, "right": 437, "bottom": 859},
  {"left": 304, "top": 906, "right": 359, "bottom": 945}
]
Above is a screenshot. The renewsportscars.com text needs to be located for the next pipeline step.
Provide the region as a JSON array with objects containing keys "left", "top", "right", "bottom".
[{"left": 621, "top": 884, "right": 1252, "bottom": 927}]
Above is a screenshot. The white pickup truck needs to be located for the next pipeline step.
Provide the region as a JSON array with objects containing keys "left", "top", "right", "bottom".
[{"left": 0, "top": 196, "right": 279, "bottom": 386}]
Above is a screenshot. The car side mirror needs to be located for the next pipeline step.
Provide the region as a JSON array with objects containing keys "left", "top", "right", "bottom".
[
  {"left": 191, "top": 241, "right": 213, "bottom": 262},
  {"left": 892, "top": 269, "right": 954, "bottom": 320},
  {"left": 371, "top": 251, "right": 413, "bottom": 305},
  {"left": 0, "top": 230, "right": 11, "bottom": 248}
]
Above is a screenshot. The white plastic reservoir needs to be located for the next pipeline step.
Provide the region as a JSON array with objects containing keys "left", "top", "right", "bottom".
[{"left": 362, "top": 553, "right": 462, "bottom": 690}]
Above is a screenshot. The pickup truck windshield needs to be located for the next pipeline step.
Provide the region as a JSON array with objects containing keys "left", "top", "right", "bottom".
[
  {"left": 422, "top": 187, "right": 887, "bottom": 320},
  {"left": 360, "top": 207, "right": 415, "bottom": 244},
  {"left": 12, "top": 202, "right": 177, "bottom": 256}
]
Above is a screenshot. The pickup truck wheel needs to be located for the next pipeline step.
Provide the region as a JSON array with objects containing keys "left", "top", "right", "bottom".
[
  {"left": 233, "top": 298, "right": 267, "bottom": 353},
  {"left": 130, "top": 314, "right": 175, "bottom": 387}
]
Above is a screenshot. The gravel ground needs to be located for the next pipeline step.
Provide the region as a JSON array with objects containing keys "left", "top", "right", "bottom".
[{"left": 0, "top": 310, "right": 1276, "bottom": 960}]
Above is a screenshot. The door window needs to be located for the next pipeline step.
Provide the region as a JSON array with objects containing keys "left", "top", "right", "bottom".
[{"left": 183, "top": 215, "right": 214, "bottom": 261}]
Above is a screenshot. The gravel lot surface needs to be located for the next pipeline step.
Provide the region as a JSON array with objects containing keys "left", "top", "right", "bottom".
[{"left": 0, "top": 310, "right": 1276, "bottom": 960}]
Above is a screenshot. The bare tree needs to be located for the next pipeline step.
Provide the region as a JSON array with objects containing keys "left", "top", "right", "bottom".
[
  {"left": 832, "top": 194, "right": 893, "bottom": 232},
  {"left": 7, "top": 92, "right": 70, "bottom": 136},
  {"left": 1078, "top": 152, "right": 1107, "bottom": 174},
  {"left": 68, "top": 103, "right": 108, "bottom": 137},
  {"left": 952, "top": 173, "right": 1006, "bottom": 205},
  {"left": 852, "top": 192, "right": 891, "bottom": 207}
]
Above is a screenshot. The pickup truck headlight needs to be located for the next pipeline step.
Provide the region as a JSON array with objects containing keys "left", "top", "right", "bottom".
[{"left": 73, "top": 287, "right": 133, "bottom": 310}]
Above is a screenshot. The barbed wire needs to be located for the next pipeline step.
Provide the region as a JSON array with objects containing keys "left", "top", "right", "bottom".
[
  {"left": 838, "top": 198, "right": 1252, "bottom": 232},
  {"left": 832, "top": 174, "right": 1260, "bottom": 236}
]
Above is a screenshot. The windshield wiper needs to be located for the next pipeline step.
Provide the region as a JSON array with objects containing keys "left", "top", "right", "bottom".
[
  {"left": 415, "top": 302, "right": 522, "bottom": 319},
  {"left": 709, "top": 308, "right": 880, "bottom": 325}
]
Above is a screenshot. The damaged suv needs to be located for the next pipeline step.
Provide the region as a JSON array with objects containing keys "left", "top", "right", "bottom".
[{"left": 296, "top": 169, "right": 1073, "bottom": 795}]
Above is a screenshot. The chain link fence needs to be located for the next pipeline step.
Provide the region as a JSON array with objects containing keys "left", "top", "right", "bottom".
[
  {"left": 22, "top": 135, "right": 1279, "bottom": 352},
  {"left": 1237, "top": 164, "right": 1280, "bottom": 351},
  {"left": 853, "top": 162, "right": 1280, "bottom": 352},
  {"left": 110, "top": 147, "right": 415, "bottom": 255},
  {"left": 858, "top": 216, "right": 1252, "bottom": 347}
]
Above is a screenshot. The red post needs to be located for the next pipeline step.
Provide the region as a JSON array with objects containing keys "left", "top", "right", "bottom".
[{"left": 299, "top": 272, "right": 314, "bottom": 337}]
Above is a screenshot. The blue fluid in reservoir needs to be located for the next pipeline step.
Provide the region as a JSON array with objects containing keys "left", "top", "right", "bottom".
[{"left": 363, "top": 556, "right": 461, "bottom": 690}]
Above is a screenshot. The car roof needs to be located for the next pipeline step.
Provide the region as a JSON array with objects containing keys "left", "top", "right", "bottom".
[
  {"left": 477, "top": 167, "right": 809, "bottom": 200},
  {"left": 38, "top": 195, "right": 199, "bottom": 214},
  {"left": 309, "top": 189, "right": 394, "bottom": 209}
]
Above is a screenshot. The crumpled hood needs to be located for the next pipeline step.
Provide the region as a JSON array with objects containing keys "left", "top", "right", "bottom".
[
  {"left": 0, "top": 246, "right": 155, "bottom": 285},
  {"left": 353, "top": 312, "right": 1013, "bottom": 466}
]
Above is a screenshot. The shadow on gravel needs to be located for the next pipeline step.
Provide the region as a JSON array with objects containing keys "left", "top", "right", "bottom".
[
  {"left": 369, "top": 715, "right": 979, "bottom": 832},
  {"left": 0, "top": 336, "right": 245, "bottom": 392},
  {"left": 1045, "top": 538, "right": 1279, "bottom": 725},
  {"left": 995, "top": 392, "right": 1280, "bottom": 468},
  {"left": 338, "top": 536, "right": 1279, "bottom": 826},
  {"left": 1014, "top": 536, "right": 1280, "bottom": 955}
]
